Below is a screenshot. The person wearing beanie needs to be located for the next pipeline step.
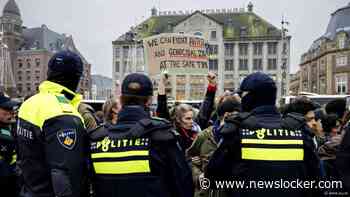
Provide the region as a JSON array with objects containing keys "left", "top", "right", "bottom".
[
  {"left": 16, "top": 50, "right": 89, "bottom": 197},
  {"left": 325, "top": 99, "right": 346, "bottom": 123},
  {"left": 206, "top": 72, "right": 320, "bottom": 197},
  {"left": 89, "top": 73, "right": 193, "bottom": 197},
  {"left": 187, "top": 95, "right": 241, "bottom": 197}
]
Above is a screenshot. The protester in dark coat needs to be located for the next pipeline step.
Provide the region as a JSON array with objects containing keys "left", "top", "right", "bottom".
[{"left": 187, "top": 96, "right": 241, "bottom": 197}]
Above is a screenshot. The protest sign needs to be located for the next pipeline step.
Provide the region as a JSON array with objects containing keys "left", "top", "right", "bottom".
[{"left": 143, "top": 33, "right": 208, "bottom": 75}]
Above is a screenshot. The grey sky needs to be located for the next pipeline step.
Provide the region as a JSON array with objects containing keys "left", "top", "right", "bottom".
[{"left": 1, "top": 0, "right": 348, "bottom": 77}]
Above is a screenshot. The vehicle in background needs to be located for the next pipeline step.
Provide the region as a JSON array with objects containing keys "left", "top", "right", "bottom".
[
  {"left": 281, "top": 93, "right": 349, "bottom": 106},
  {"left": 82, "top": 99, "right": 105, "bottom": 111}
]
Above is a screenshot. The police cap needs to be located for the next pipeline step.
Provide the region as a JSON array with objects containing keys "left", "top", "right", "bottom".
[
  {"left": 239, "top": 72, "right": 276, "bottom": 94},
  {"left": 121, "top": 73, "right": 153, "bottom": 96}
]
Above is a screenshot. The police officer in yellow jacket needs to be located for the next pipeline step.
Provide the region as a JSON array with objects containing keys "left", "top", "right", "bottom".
[
  {"left": 0, "top": 92, "right": 19, "bottom": 197},
  {"left": 89, "top": 73, "right": 193, "bottom": 197},
  {"left": 206, "top": 72, "right": 320, "bottom": 197},
  {"left": 16, "top": 51, "right": 88, "bottom": 197}
]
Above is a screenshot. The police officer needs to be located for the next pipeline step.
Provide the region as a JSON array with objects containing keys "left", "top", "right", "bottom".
[
  {"left": 0, "top": 92, "right": 19, "bottom": 197},
  {"left": 206, "top": 72, "right": 320, "bottom": 197},
  {"left": 16, "top": 51, "right": 88, "bottom": 197},
  {"left": 90, "top": 73, "right": 193, "bottom": 197}
]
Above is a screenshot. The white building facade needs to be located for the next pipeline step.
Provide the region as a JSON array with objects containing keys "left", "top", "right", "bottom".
[{"left": 112, "top": 4, "right": 290, "bottom": 100}]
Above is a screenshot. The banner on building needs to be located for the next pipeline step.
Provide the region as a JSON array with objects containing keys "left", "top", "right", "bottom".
[{"left": 143, "top": 33, "right": 208, "bottom": 75}]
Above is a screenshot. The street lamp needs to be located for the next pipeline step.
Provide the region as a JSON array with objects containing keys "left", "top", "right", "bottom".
[{"left": 281, "top": 15, "right": 289, "bottom": 96}]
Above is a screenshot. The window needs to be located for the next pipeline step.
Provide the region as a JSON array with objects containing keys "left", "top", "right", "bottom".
[
  {"left": 240, "top": 27, "right": 248, "bottom": 36},
  {"left": 303, "top": 82, "right": 308, "bottom": 91},
  {"left": 18, "top": 76, "right": 22, "bottom": 81},
  {"left": 210, "top": 31, "right": 217, "bottom": 40},
  {"left": 36, "top": 76, "right": 40, "bottom": 81},
  {"left": 339, "top": 37, "right": 346, "bottom": 49},
  {"left": 336, "top": 75, "right": 348, "bottom": 95},
  {"left": 209, "top": 59, "right": 218, "bottom": 70},
  {"left": 225, "top": 59, "right": 234, "bottom": 71},
  {"left": 35, "top": 58, "right": 40, "bottom": 67},
  {"left": 136, "top": 47, "right": 143, "bottom": 58},
  {"left": 239, "top": 43, "right": 248, "bottom": 56},
  {"left": 123, "top": 46, "right": 129, "bottom": 59},
  {"left": 115, "top": 61, "right": 120, "bottom": 72},
  {"left": 253, "top": 59, "right": 262, "bottom": 71},
  {"left": 224, "top": 43, "right": 234, "bottom": 56},
  {"left": 239, "top": 59, "right": 248, "bottom": 70},
  {"left": 224, "top": 74, "right": 234, "bottom": 90},
  {"left": 27, "top": 76, "right": 31, "bottom": 81},
  {"left": 122, "top": 61, "right": 128, "bottom": 74},
  {"left": 268, "top": 58, "right": 277, "bottom": 70},
  {"left": 26, "top": 59, "right": 31, "bottom": 69},
  {"left": 268, "top": 42, "right": 277, "bottom": 55},
  {"left": 336, "top": 56, "right": 347, "bottom": 66},
  {"left": 115, "top": 47, "right": 120, "bottom": 58},
  {"left": 207, "top": 45, "right": 218, "bottom": 55},
  {"left": 253, "top": 43, "right": 263, "bottom": 55},
  {"left": 18, "top": 85, "right": 22, "bottom": 93},
  {"left": 18, "top": 59, "right": 23, "bottom": 68}
]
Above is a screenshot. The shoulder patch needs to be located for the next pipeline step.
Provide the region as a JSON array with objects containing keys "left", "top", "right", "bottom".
[
  {"left": 56, "top": 95, "right": 69, "bottom": 104},
  {"left": 0, "top": 128, "right": 11, "bottom": 136},
  {"left": 57, "top": 129, "right": 76, "bottom": 150}
]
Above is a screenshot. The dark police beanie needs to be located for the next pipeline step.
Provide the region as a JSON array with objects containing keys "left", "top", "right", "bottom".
[
  {"left": 47, "top": 50, "right": 84, "bottom": 79},
  {"left": 47, "top": 50, "right": 84, "bottom": 91},
  {"left": 240, "top": 72, "right": 277, "bottom": 112},
  {"left": 121, "top": 73, "right": 153, "bottom": 96}
]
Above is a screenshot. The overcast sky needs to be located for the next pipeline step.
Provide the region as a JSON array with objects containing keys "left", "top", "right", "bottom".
[{"left": 1, "top": 0, "right": 349, "bottom": 78}]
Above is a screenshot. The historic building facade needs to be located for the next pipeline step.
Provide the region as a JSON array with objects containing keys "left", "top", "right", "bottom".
[
  {"left": 297, "top": 3, "right": 350, "bottom": 95},
  {"left": 113, "top": 3, "right": 290, "bottom": 100},
  {"left": 0, "top": 0, "right": 92, "bottom": 98}
]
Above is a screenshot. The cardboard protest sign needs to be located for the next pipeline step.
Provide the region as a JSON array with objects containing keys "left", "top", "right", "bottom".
[{"left": 143, "top": 33, "right": 208, "bottom": 76}]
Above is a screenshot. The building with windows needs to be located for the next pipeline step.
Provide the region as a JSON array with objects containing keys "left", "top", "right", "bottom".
[
  {"left": 112, "top": 3, "right": 290, "bottom": 100},
  {"left": 91, "top": 74, "right": 112, "bottom": 100},
  {"left": 298, "top": 2, "right": 350, "bottom": 95},
  {"left": 0, "top": 0, "right": 92, "bottom": 98}
]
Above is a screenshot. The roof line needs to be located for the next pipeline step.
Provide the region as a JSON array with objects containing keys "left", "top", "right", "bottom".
[{"left": 173, "top": 10, "right": 223, "bottom": 26}]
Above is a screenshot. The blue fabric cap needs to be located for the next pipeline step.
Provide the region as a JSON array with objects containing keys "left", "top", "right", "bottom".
[
  {"left": 47, "top": 50, "right": 83, "bottom": 79},
  {"left": 0, "top": 92, "right": 20, "bottom": 110},
  {"left": 240, "top": 72, "right": 276, "bottom": 93},
  {"left": 122, "top": 73, "right": 153, "bottom": 96}
]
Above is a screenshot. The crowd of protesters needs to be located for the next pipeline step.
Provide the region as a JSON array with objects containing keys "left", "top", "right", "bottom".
[{"left": 2, "top": 50, "right": 350, "bottom": 197}]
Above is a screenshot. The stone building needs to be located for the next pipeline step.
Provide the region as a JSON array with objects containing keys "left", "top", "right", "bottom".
[
  {"left": 0, "top": 0, "right": 92, "bottom": 98},
  {"left": 113, "top": 3, "right": 290, "bottom": 100},
  {"left": 298, "top": 3, "right": 350, "bottom": 95}
]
